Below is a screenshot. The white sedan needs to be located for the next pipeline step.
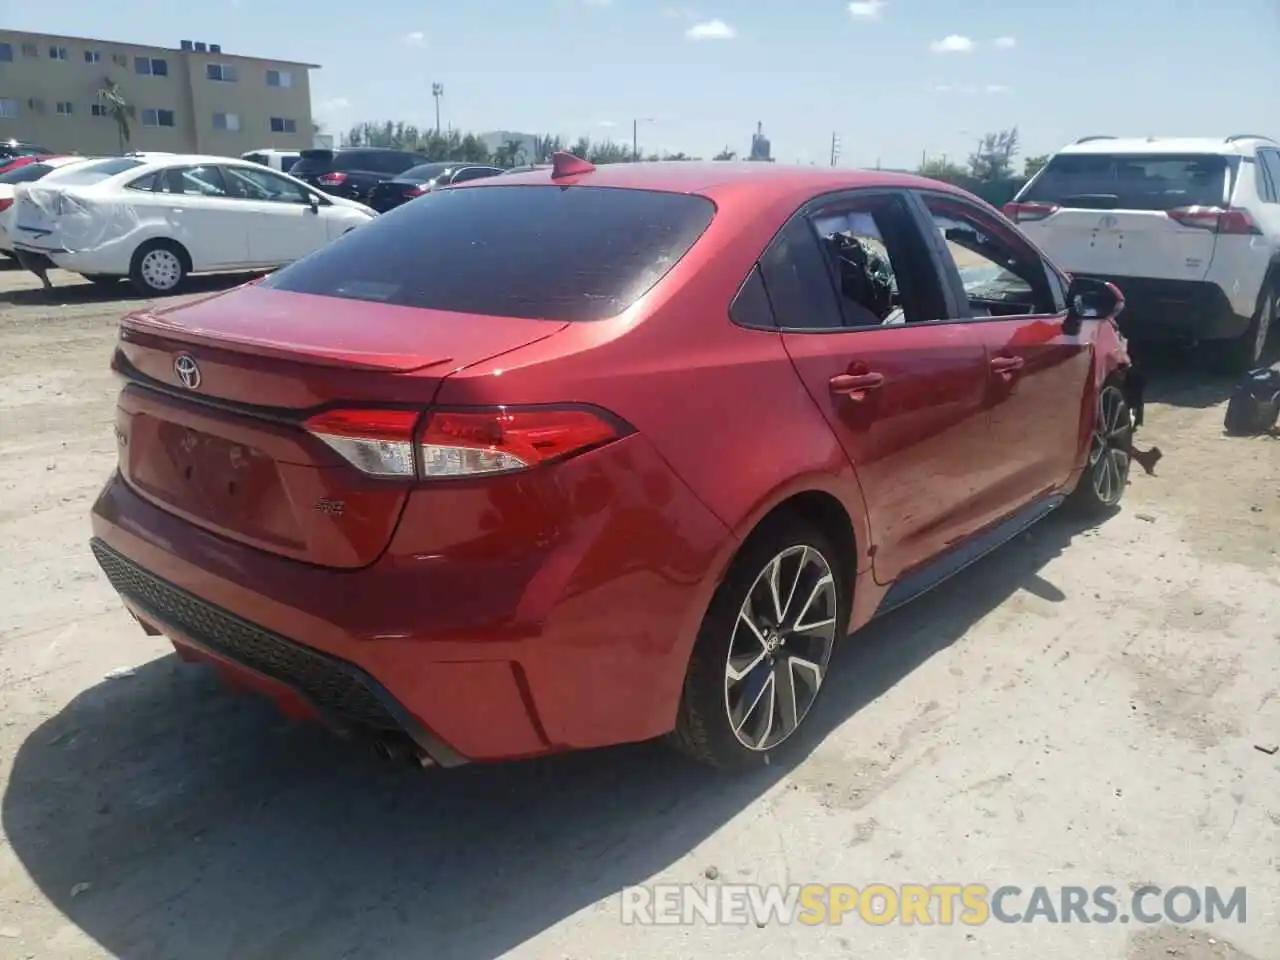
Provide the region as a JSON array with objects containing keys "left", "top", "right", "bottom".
[{"left": 8, "top": 154, "right": 376, "bottom": 294}]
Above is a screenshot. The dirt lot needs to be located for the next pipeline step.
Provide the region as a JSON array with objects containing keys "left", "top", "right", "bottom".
[{"left": 0, "top": 263, "right": 1276, "bottom": 960}]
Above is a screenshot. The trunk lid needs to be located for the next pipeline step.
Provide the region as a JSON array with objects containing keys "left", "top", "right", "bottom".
[
  {"left": 1017, "top": 207, "right": 1220, "bottom": 282},
  {"left": 114, "top": 283, "right": 568, "bottom": 568}
]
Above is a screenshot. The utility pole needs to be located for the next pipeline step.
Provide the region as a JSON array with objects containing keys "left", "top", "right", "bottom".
[
  {"left": 829, "top": 132, "right": 841, "bottom": 167},
  {"left": 431, "top": 82, "right": 444, "bottom": 136},
  {"left": 632, "top": 117, "right": 655, "bottom": 162}
]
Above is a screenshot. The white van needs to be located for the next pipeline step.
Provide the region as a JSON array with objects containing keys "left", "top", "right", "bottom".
[{"left": 240, "top": 149, "right": 302, "bottom": 173}]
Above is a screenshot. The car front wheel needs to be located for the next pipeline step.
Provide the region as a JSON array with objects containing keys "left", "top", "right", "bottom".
[
  {"left": 1069, "top": 380, "right": 1133, "bottom": 515},
  {"left": 670, "top": 518, "right": 846, "bottom": 768}
]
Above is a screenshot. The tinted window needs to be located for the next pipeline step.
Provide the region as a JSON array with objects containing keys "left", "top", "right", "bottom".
[
  {"left": 0, "top": 162, "right": 54, "bottom": 184},
  {"left": 451, "top": 166, "right": 503, "bottom": 184},
  {"left": 279, "top": 155, "right": 299, "bottom": 173},
  {"left": 729, "top": 266, "right": 776, "bottom": 329},
  {"left": 262, "top": 185, "right": 716, "bottom": 322},
  {"left": 1021, "top": 153, "right": 1230, "bottom": 211},
  {"left": 400, "top": 162, "right": 453, "bottom": 182},
  {"left": 289, "top": 151, "right": 335, "bottom": 176},
  {"left": 1258, "top": 151, "right": 1280, "bottom": 204},
  {"left": 223, "top": 165, "right": 310, "bottom": 204},
  {"left": 43, "top": 157, "right": 142, "bottom": 186},
  {"left": 758, "top": 217, "right": 844, "bottom": 329}
]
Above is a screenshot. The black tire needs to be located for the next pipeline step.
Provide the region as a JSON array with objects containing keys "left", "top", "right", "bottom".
[
  {"left": 129, "top": 239, "right": 189, "bottom": 296},
  {"left": 1206, "top": 284, "right": 1276, "bottom": 375},
  {"left": 80, "top": 273, "right": 121, "bottom": 287},
  {"left": 1068, "top": 378, "right": 1134, "bottom": 517},
  {"left": 669, "top": 517, "right": 849, "bottom": 769}
]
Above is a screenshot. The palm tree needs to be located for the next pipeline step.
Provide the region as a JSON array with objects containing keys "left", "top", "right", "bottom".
[{"left": 95, "top": 78, "right": 135, "bottom": 154}]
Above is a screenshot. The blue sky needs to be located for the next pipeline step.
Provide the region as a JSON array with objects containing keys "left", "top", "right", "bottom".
[{"left": 11, "top": 0, "right": 1280, "bottom": 168}]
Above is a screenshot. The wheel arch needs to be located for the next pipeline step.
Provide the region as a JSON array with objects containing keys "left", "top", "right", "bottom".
[{"left": 132, "top": 235, "right": 193, "bottom": 274}]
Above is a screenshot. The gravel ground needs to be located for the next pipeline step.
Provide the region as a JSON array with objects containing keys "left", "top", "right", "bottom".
[{"left": 0, "top": 263, "right": 1276, "bottom": 960}]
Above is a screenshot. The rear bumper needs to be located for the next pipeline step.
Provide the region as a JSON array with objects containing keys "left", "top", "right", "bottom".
[
  {"left": 88, "top": 435, "right": 731, "bottom": 763},
  {"left": 1076, "top": 275, "right": 1252, "bottom": 342}
]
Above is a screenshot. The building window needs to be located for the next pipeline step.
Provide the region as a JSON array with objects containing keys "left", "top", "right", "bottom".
[
  {"left": 49, "top": 46, "right": 69, "bottom": 61},
  {"left": 206, "top": 63, "right": 238, "bottom": 82},
  {"left": 269, "top": 117, "right": 297, "bottom": 134},
  {"left": 21, "top": 43, "right": 39, "bottom": 58},
  {"left": 91, "top": 102, "right": 108, "bottom": 117},
  {"left": 84, "top": 50, "right": 101, "bottom": 64},
  {"left": 141, "top": 108, "right": 175, "bottom": 127},
  {"left": 266, "top": 69, "right": 293, "bottom": 88},
  {"left": 56, "top": 101, "right": 73, "bottom": 116},
  {"left": 112, "top": 53, "right": 128, "bottom": 67},
  {"left": 0, "top": 43, "right": 12, "bottom": 63},
  {"left": 0, "top": 99, "right": 17, "bottom": 120},
  {"left": 213, "top": 112, "right": 242, "bottom": 132},
  {"left": 135, "top": 56, "right": 169, "bottom": 77}
]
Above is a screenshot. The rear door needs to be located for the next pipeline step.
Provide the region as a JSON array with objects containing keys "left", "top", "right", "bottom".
[
  {"left": 141, "top": 164, "right": 249, "bottom": 269},
  {"left": 762, "top": 190, "right": 992, "bottom": 585},
  {"left": 918, "top": 189, "right": 1091, "bottom": 511},
  {"left": 1008, "top": 151, "right": 1233, "bottom": 280}
]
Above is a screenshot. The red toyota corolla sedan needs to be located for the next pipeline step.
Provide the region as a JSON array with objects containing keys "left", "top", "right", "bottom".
[{"left": 89, "top": 154, "right": 1144, "bottom": 769}]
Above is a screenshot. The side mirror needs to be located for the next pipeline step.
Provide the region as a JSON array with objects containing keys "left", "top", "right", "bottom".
[
  {"left": 1063, "top": 276, "right": 1124, "bottom": 336},
  {"left": 306, "top": 193, "right": 320, "bottom": 213}
]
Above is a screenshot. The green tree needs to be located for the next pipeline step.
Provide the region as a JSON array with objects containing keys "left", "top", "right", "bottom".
[
  {"left": 94, "top": 78, "right": 135, "bottom": 154},
  {"left": 917, "top": 157, "right": 970, "bottom": 185},
  {"left": 1023, "top": 153, "right": 1050, "bottom": 179},
  {"left": 967, "top": 127, "right": 1020, "bottom": 182}
]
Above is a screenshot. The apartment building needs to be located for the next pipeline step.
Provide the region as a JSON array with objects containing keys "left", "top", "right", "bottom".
[{"left": 0, "top": 30, "right": 318, "bottom": 156}]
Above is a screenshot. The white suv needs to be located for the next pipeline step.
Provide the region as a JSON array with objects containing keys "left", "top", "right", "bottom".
[{"left": 1005, "top": 135, "right": 1280, "bottom": 372}]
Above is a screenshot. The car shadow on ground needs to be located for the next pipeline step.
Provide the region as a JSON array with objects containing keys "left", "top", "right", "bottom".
[
  {"left": 3, "top": 509, "right": 1099, "bottom": 960},
  {"left": 0, "top": 272, "right": 264, "bottom": 306},
  {"left": 1133, "top": 337, "right": 1280, "bottom": 409}
]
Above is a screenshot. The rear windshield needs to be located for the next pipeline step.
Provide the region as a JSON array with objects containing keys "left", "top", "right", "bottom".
[
  {"left": 400, "top": 162, "right": 453, "bottom": 182},
  {"left": 44, "top": 157, "right": 142, "bottom": 186},
  {"left": 0, "top": 162, "right": 54, "bottom": 184},
  {"left": 292, "top": 150, "right": 420, "bottom": 176},
  {"left": 262, "top": 184, "right": 717, "bottom": 321},
  {"left": 1021, "top": 153, "right": 1231, "bottom": 211}
]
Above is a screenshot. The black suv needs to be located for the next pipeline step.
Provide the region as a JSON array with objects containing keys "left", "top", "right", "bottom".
[
  {"left": 0, "top": 139, "right": 51, "bottom": 161},
  {"left": 290, "top": 147, "right": 428, "bottom": 203}
]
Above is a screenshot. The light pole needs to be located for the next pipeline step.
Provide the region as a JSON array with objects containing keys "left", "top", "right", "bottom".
[
  {"left": 432, "top": 83, "right": 444, "bottom": 136},
  {"left": 632, "top": 117, "right": 655, "bottom": 162}
]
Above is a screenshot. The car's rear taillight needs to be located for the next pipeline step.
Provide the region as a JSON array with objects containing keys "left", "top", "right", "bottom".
[
  {"left": 305, "top": 408, "right": 421, "bottom": 478},
  {"left": 317, "top": 172, "right": 348, "bottom": 186},
  {"left": 405, "top": 184, "right": 429, "bottom": 197},
  {"left": 1002, "top": 201, "right": 1059, "bottom": 223},
  {"left": 1166, "top": 205, "right": 1261, "bottom": 235},
  {"left": 0, "top": 198, "right": 11, "bottom": 212},
  {"left": 304, "top": 405, "right": 625, "bottom": 480}
]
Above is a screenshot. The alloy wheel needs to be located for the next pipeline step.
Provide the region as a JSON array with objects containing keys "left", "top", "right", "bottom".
[
  {"left": 723, "top": 545, "right": 838, "bottom": 751},
  {"left": 140, "top": 249, "right": 182, "bottom": 292},
  {"left": 1088, "top": 384, "right": 1132, "bottom": 506}
]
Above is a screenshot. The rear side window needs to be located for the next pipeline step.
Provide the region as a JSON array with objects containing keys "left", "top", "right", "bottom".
[
  {"left": 0, "top": 162, "right": 53, "bottom": 184},
  {"left": 290, "top": 150, "right": 334, "bottom": 176},
  {"left": 262, "top": 185, "right": 716, "bottom": 321},
  {"left": 1021, "top": 153, "right": 1231, "bottom": 211},
  {"left": 40, "top": 157, "right": 143, "bottom": 186}
]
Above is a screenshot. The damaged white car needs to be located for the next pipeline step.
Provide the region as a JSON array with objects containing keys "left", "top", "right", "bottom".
[{"left": 8, "top": 154, "right": 377, "bottom": 295}]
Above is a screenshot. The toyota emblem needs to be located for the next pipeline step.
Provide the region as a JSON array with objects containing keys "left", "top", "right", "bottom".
[{"left": 173, "top": 354, "right": 201, "bottom": 390}]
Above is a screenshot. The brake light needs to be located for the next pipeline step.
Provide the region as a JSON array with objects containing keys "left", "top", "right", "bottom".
[
  {"left": 0, "top": 198, "right": 11, "bottom": 212},
  {"left": 1003, "top": 201, "right": 1059, "bottom": 223},
  {"left": 305, "top": 408, "right": 421, "bottom": 478},
  {"left": 1166, "top": 206, "right": 1261, "bottom": 235},
  {"left": 305, "top": 406, "right": 625, "bottom": 479},
  {"left": 405, "top": 184, "right": 429, "bottom": 197},
  {"left": 317, "top": 172, "right": 348, "bottom": 186}
]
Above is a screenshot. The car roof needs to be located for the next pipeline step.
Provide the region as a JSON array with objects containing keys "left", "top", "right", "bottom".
[
  {"left": 472, "top": 160, "right": 970, "bottom": 207},
  {"left": 1056, "top": 135, "right": 1275, "bottom": 157}
]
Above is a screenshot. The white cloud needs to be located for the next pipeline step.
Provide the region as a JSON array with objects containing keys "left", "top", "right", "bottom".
[
  {"left": 986, "top": 84, "right": 1011, "bottom": 93},
  {"left": 847, "top": 1, "right": 886, "bottom": 19},
  {"left": 319, "top": 96, "right": 351, "bottom": 112},
  {"left": 933, "top": 84, "right": 953, "bottom": 92},
  {"left": 402, "top": 31, "right": 425, "bottom": 46},
  {"left": 686, "top": 19, "right": 736, "bottom": 39},
  {"left": 993, "top": 36, "right": 1016, "bottom": 49},
  {"left": 598, "top": 120, "right": 618, "bottom": 127},
  {"left": 583, "top": 0, "right": 613, "bottom": 5},
  {"left": 929, "top": 34, "right": 974, "bottom": 53}
]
